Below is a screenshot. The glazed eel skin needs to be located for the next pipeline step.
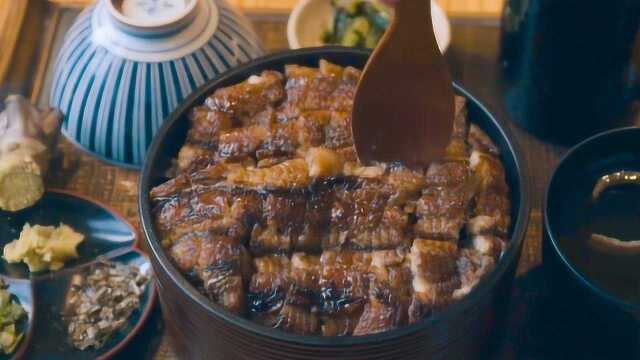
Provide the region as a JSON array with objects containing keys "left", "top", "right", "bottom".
[{"left": 150, "top": 60, "right": 511, "bottom": 336}]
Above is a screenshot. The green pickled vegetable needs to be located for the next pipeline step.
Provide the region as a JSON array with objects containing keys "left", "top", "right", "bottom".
[
  {"left": 350, "top": 16, "right": 371, "bottom": 35},
  {"left": 333, "top": 0, "right": 361, "bottom": 14},
  {"left": 365, "top": 27, "right": 383, "bottom": 48},
  {"left": 365, "top": 6, "right": 390, "bottom": 29},
  {"left": 324, "top": 0, "right": 391, "bottom": 48},
  {"left": 0, "top": 292, "right": 9, "bottom": 309},
  {"left": 341, "top": 30, "right": 362, "bottom": 47},
  {"left": 0, "top": 280, "right": 26, "bottom": 355},
  {"left": 341, "top": 17, "right": 369, "bottom": 46}
]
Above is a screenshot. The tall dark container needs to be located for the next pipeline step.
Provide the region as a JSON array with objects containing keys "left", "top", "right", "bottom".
[{"left": 500, "top": 0, "right": 640, "bottom": 145}]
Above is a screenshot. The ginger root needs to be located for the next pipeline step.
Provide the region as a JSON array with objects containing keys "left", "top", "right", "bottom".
[
  {"left": 0, "top": 95, "right": 62, "bottom": 211},
  {"left": 3, "top": 223, "right": 84, "bottom": 272}
]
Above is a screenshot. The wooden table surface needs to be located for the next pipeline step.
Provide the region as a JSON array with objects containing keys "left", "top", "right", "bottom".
[{"left": 2, "top": 7, "right": 568, "bottom": 360}]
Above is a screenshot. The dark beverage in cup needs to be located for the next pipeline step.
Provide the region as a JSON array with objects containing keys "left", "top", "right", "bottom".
[{"left": 500, "top": 0, "right": 640, "bottom": 144}]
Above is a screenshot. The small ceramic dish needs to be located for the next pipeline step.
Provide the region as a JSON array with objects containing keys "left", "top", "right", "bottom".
[
  {"left": 544, "top": 127, "right": 640, "bottom": 358},
  {"left": 50, "top": 0, "right": 264, "bottom": 168},
  {"left": 287, "top": 0, "right": 451, "bottom": 52},
  {"left": 0, "top": 190, "right": 155, "bottom": 359}
]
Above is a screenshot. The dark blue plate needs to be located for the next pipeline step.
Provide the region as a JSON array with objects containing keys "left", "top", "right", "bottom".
[
  {"left": 0, "top": 191, "right": 136, "bottom": 279},
  {"left": 0, "top": 190, "right": 155, "bottom": 360}
]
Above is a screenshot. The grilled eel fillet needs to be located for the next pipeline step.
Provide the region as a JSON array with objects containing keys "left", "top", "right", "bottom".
[
  {"left": 168, "top": 232, "right": 251, "bottom": 314},
  {"left": 150, "top": 61, "right": 512, "bottom": 336},
  {"left": 353, "top": 249, "right": 412, "bottom": 335}
]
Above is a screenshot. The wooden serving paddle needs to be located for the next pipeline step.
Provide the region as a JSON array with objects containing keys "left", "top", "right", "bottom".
[{"left": 351, "top": 0, "right": 454, "bottom": 168}]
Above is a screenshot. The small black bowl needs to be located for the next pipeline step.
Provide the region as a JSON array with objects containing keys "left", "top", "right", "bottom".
[
  {"left": 139, "top": 46, "right": 531, "bottom": 360},
  {"left": 544, "top": 127, "right": 640, "bottom": 358}
]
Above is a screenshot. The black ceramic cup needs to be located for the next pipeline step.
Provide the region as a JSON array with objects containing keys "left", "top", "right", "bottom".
[
  {"left": 139, "top": 47, "right": 531, "bottom": 360},
  {"left": 544, "top": 127, "right": 640, "bottom": 359}
]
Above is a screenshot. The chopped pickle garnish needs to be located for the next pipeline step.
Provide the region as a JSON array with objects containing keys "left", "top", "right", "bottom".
[{"left": 0, "top": 280, "right": 26, "bottom": 354}]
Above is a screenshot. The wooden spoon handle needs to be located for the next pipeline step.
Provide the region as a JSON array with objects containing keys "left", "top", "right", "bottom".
[
  {"left": 393, "top": 0, "right": 433, "bottom": 30},
  {"left": 389, "top": 0, "right": 440, "bottom": 57}
]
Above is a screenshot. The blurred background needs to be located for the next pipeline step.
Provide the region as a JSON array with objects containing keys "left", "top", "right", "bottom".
[
  {"left": 43, "top": 0, "right": 505, "bottom": 17},
  {"left": 0, "top": 0, "right": 505, "bottom": 104}
]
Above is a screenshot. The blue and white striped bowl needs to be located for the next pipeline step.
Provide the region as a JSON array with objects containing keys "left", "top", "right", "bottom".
[{"left": 50, "top": 0, "right": 264, "bottom": 168}]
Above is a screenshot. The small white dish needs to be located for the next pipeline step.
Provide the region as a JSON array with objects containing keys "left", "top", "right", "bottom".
[{"left": 287, "top": 0, "right": 451, "bottom": 53}]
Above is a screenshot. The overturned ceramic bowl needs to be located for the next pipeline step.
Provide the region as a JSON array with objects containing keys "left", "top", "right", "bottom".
[{"left": 50, "top": 0, "right": 264, "bottom": 168}]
